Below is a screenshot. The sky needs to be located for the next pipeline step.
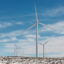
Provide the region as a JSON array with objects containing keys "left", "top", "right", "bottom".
[{"left": 0, "top": 0, "right": 64, "bottom": 57}]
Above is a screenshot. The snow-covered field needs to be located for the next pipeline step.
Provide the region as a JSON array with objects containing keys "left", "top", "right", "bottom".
[{"left": 0, "top": 56, "right": 64, "bottom": 64}]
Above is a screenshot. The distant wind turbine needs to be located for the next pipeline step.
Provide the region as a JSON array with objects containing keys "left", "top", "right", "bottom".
[{"left": 39, "top": 41, "right": 48, "bottom": 58}]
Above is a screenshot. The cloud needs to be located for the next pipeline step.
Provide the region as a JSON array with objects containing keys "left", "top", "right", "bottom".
[
  {"left": 41, "top": 7, "right": 64, "bottom": 17},
  {"left": 0, "top": 22, "right": 12, "bottom": 28},
  {"left": 44, "top": 36, "right": 64, "bottom": 57},
  {"left": 0, "top": 21, "right": 64, "bottom": 57},
  {"left": 40, "top": 21, "right": 64, "bottom": 34},
  {"left": 0, "top": 21, "right": 23, "bottom": 29},
  {"left": 1, "top": 34, "right": 64, "bottom": 57},
  {"left": 25, "top": 34, "right": 35, "bottom": 38},
  {"left": 16, "top": 22, "right": 23, "bottom": 25},
  {"left": 3, "top": 35, "right": 64, "bottom": 57},
  {"left": 0, "top": 30, "right": 22, "bottom": 38},
  {"left": 0, "top": 37, "right": 17, "bottom": 43}
]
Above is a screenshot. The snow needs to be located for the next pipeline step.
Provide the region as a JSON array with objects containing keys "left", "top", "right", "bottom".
[{"left": 0, "top": 57, "right": 64, "bottom": 64}]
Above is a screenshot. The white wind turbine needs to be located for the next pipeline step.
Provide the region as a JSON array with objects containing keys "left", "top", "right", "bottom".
[
  {"left": 39, "top": 41, "right": 48, "bottom": 58},
  {"left": 20, "top": 1, "right": 57, "bottom": 57}
]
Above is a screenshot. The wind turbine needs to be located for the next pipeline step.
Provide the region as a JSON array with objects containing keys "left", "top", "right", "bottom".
[
  {"left": 14, "top": 44, "right": 25, "bottom": 57},
  {"left": 20, "top": 4, "right": 57, "bottom": 58},
  {"left": 39, "top": 41, "right": 48, "bottom": 58},
  {"left": 0, "top": 44, "right": 14, "bottom": 56},
  {"left": 14, "top": 44, "right": 18, "bottom": 56},
  {"left": 0, "top": 44, "right": 19, "bottom": 56}
]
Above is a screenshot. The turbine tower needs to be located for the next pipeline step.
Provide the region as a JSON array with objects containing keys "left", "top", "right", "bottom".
[
  {"left": 14, "top": 44, "right": 18, "bottom": 56},
  {"left": 35, "top": 7, "right": 39, "bottom": 57}
]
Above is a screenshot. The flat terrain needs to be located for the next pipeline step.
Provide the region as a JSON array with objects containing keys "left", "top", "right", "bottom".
[{"left": 0, "top": 56, "right": 64, "bottom": 64}]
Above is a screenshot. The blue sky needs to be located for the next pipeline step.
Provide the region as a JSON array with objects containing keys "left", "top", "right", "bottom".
[{"left": 0, "top": 0, "right": 64, "bottom": 57}]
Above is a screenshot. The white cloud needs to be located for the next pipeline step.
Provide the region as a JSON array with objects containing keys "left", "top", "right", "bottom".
[
  {"left": 0, "top": 22, "right": 12, "bottom": 28},
  {"left": 3, "top": 35, "right": 64, "bottom": 57},
  {"left": 0, "top": 30, "right": 22, "bottom": 38},
  {"left": 1, "top": 34, "right": 64, "bottom": 57},
  {"left": 25, "top": 34, "right": 35, "bottom": 38},
  {"left": 40, "top": 21, "right": 64, "bottom": 34},
  {"left": 11, "top": 37, "right": 17, "bottom": 40},
  {"left": 0, "top": 39, "right": 10, "bottom": 42},
  {"left": 0, "top": 21, "right": 64, "bottom": 57},
  {"left": 0, "top": 21, "right": 23, "bottom": 28},
  {"left": 0, "top": 37, "right": 17, "bottom": 43},
  {"left": 16, "top": 22, "right": 23, "bottom": 25},
  {"left": 45, "top": 36, "right": 64, "bottom": 57},
  {"left": 41, "top": 7, "right": 64, "bottom": 17}
]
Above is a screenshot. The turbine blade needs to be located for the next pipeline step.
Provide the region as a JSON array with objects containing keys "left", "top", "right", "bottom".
[
  {"left": 23, "top": 23, "right": 35, "bottom": 34},
  {"left": 44, "top": 41, "right": 48, "bottom": 45},
  {"left": 35, "top": 7, "right": 38, "bottom": 22},
  {"left": 39, "top": 41, "right": 48, "bottom": 45},
  {"left": 39, "top": 43, "right": 43, "bottom": 45},
  {"left": 39, "top": 23, "right": 57, "bottom": 32}
]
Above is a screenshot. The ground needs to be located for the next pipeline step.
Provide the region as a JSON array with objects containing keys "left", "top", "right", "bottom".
[{"left": 0, "top": 56, "right": 64, "bottom": 64}]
